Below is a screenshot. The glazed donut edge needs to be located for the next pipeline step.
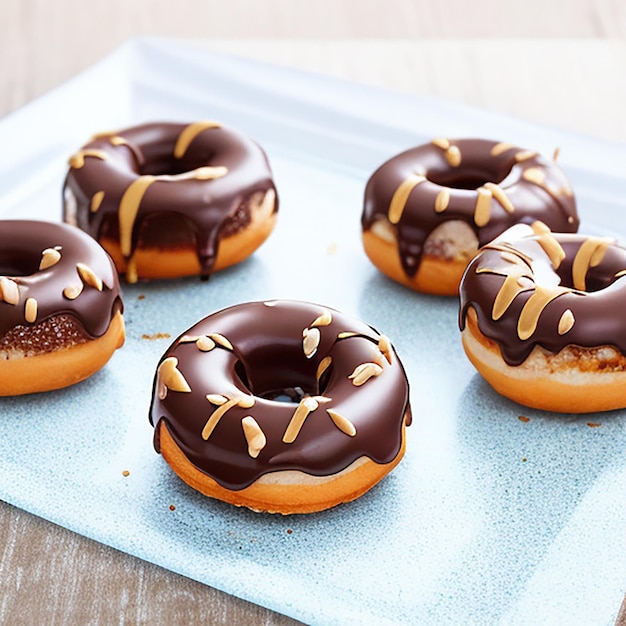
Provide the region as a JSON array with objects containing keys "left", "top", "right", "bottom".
[
  {"left": 362, "top": 138, "right": 578, "bottom": 295},
  {"left": 459, "top": 223, "right": 626, "bottom": 413},
  {"left": 63, "top": 121, "right": 278, "bottom": 282},
  {"left": 149, "top": 300, "right": 411, "bottom": 514},
  {"left": 0, "top": 220, "right": 125, "bottom": 396}
]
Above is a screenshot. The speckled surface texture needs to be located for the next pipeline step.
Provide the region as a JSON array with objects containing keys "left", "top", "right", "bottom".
[{"left": 0, "top": 38, "right": 625, "bottom": 625}]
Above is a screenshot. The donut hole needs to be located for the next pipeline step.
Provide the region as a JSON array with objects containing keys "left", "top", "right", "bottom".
[
  {"left": 234, "top": 356, "right": 331, "bottom": 404},
  {"left": 582, "top": 273, "right": 617, "bottom": 293},
  {"left": 0, "top": 250, "right": 42, "bottom": 276},
  {"left": 557, "top": 264, "right": 617, "bottom": 293},
  {"left": 137, "top": 145, "right": 213, "bottom": 177},
  {"left": 259, "top": 386, "right": 308, "bottom": 403},
  {"left": 552, "top": 243, "right": 625, "bottom": 293},
  {"left": 427, "top": 163, "right": 513, "bottom": 190}
]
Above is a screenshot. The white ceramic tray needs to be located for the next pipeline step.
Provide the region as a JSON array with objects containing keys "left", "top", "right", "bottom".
[{"left": 1, "top": 38, "right": 625, "bottom": 625}]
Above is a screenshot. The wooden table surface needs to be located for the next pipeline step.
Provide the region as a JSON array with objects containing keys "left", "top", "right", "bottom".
[{"left": 1, "top": 1, "right": 626, "bottom": 624}]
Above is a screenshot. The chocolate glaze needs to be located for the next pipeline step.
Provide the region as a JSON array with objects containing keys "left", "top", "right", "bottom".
[
  {"left": 362, "top": 139, "right": 578, "bottom": 278},
  {"left": 63, "top": 121, "right": 278, "bottom": 279},
  {"left": 149, "top": 300, "right": 411, "bottom": 490},
  {"left": 0, "top": 220, "right": 122, "bottom": 341},
  {"left": 459, "top": 228, "right": 626, "bottom": 365}
]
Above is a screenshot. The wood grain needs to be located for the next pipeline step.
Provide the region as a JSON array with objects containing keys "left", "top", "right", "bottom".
[
  {"left": 0, "top": 501, "right": 302, "bottom": 625},
  {"left": 202, "top": 39, "right": 626, "bottom": 142},
  {"left": 1, "top": 0, "right": 626, "bottom": 118}
]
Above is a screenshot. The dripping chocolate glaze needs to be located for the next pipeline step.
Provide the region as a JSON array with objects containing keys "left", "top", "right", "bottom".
[
  {"left": 459, "top": 229, "right": 626, "bottom": 365},
  {"left": 0, "top": 220, "right": 122, "bottom": 339},
  {"left": 362, "top": 138, "right": 578, "bottom": 278},
  {"left": 149, "top": 301, "right": 411, "bottom": 490},
  {"left": 63, "top": 121, "right": 278, "bottom": 279}
]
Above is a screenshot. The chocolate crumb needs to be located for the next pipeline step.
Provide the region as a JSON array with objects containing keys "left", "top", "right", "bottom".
[
  {"left": 142, "top": 332, "right": 171, "bottom": 340},
  {"left": 522, "top": 457, "right": 527, "bottom": 462},
  {"left": 518, "top": 416, "right": 530, "bottom": 423},
  {"left": 587, "top": 422, "right": 601, "bottom": 428},
  {"left": 286, "top": 529, "right": 293, "bottom": 535}
]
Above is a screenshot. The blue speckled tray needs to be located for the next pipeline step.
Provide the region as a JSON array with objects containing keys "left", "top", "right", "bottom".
[{"left": 1, "top": 38, "right": 626, "bottom": 625}]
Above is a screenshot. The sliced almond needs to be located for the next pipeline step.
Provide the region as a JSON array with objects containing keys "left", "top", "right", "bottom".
[
  {"left": 302, "top": 327, "right": 321, "bottom": 359},
  {"left": 237, "top": 395, "right": 256, "bottom": 409},
  {"left": 241, "top": 416, "right": 267, "bottom": 458},
  {"left": 523, "top": 168, "right": 545, "bottom": 185},
  {"left": 531, "top": 220, "right": 551, "bottom": 235},
  {"left": 192, "top": 166, "right": 228, "bottom": 180},
  {"left": 515, "top": 150, "right": 537, "bottom": 162},
  {"left": 24, "top": 298, "right": 38, "bottom": 323},
  {"left": 63, "top": 284, "right": 83, "bottom": 300},
  {"left": 158, "top": 357, "right": 192, "bottom": 397},
  {"left": 196, "top": 336, "right": 216, "bottom": 352},
  {"left": 490, "top": 142, "right": 515, "bottom": 156},
  {"left": 312, "top": 395, "right": 332, "bottom": 404},
  {"left": 39, "top": 248, "right": 62, "bottom": 270},
  {"left": 434, "top": 189, "right": 450, "bottom": 214},
  {"left": 316, "top": 355, "right": 332, "bottom": 381},
  {"left": 202, "top": 398, "right": 237, "bottom": 440},
  {"left": 473, "top": 187, "right": 493, "bottom": 227},
  {"left": 484, "top": 182, "right": 515, "bottom": 214},
  {"left": 90, "top": 190, "right": 105, "bottom": 213},
  {"left": 349, "top": 362, "right": 383, "bottom": 386},
  {"left": 206, "top": 394, "right": 228, "bottom": 406},
  {"left": 445, "top": 145, "right": 462, "bottom": 167},
  {"left": 431, "top": 137, "right": 450, "bottom": 150},
  {"left": 378, "top": 335, "right": 393, "bottom": 365},
  {"left": 326, "top": 409, "right": 356, "bottom": 437},
  {"left": 283, "top": 397, "right": 319, "bottom": 443},
  {"left": 178, "top": 335, "right": 199, "bottom": 344},
  {"left": 0, "top": 277, "right": 19, "bottom": 305},
  {"left": 209, "top": 333, "right": 233, "bottom": 351},
  {"left": 77, "top": 263, "right": 103, "bottom": 291},
  {"left": 311, "top": 310, "right": 332, "bottom": 327},
  {"left": 558, "top": 309, "right": 575, "bottom": 335}
]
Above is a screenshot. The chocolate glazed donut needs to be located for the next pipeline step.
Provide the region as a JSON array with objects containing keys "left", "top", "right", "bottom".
[
  {"left": 459, "top": 223, "right": 626, "bottom": 412},
  {"left": 0, "top": 220, "right": 124, "bottom": 395},
  {"left": 63, "top": 121, "right": 278, "bottom": 282},
  {"left": 150, "top": 300, "right": 411, "bottom": 514},
  {"left": 362, "top": 138, "right": 579, "bottom": 295}
]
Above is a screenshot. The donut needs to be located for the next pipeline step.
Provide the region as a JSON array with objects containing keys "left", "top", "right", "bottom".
[
  {"left": 459, "top": 222, "right": 626, "bottom": 413},
  {"left": 0, "top": 220, "right": 124, "bottom": 396},
  {"left": 362, "top": 138, "right": 579, "bottom": 295},
  {"left": 63, "top": 121, "right": 278, "bottom": 283},
  {"left": 149, "top": 300, "right": 411, "bottom": 514}
]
